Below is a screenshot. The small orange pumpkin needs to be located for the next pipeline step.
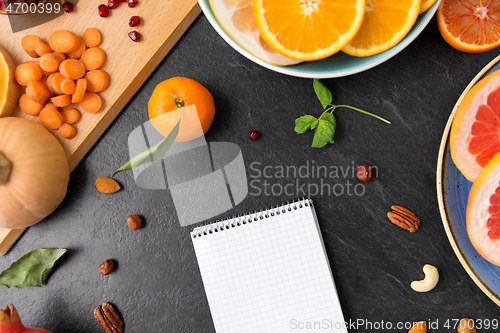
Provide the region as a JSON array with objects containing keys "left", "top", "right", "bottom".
[{"left": 0, "top": 117, "right": 69, "bottom": 229}]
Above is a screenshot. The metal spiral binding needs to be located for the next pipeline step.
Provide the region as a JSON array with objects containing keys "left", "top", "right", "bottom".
[{"left": 191, "top": 198, "right": 311, "bottom": 238}]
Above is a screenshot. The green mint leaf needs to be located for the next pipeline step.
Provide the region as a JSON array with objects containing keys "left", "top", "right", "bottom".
[
  {"left": 294, "top": 115, "right": 318, "bottom": 134},
  {"left": 313, "top": 79, "right": 333, "bottom": 109},
  {"left": 319, "top": 112, "right": 336, "bottom": 128},
  {"left": 310, "top": 119, "right": 319, "bottom": 130},
  {"left": 311, "top": 119, "right": 335, "bottom": 148},
  {"left": 0, "top": 248, "right": 67, "bottom": 288},
  {"left": 112, "top": 110, "right": 181, "bottom": 178}
]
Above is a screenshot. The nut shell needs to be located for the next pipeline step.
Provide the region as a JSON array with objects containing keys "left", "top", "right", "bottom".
[
  {"left": 99, "top": 259, "right": 115, "bottom": 275},
  {"left": 408, "top": 321, "right": 427, "bottom": 333},
  {"left": 357, "top": 164, "right": 373, "bottom": 182},
  {"left": 94, "top": 302, "right": 124, "bottom": 333},
  {"left": 387, "top": 205, "right": 420, "bottom": 232},
  {"left": 95, "top": 177, "right": 120, "bottom": 194},
  {"left": 126, "top": 215, "right": 142, "bottom": 230}
]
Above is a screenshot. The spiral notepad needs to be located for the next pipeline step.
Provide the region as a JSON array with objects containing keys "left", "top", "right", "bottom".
[{"left": 191, "top": 199, "right": 347, "bottom": 333}]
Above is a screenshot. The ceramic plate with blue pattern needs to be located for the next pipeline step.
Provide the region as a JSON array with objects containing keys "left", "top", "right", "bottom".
[{"left": 437, "top": 55, "right": 500, "bottom": 307}]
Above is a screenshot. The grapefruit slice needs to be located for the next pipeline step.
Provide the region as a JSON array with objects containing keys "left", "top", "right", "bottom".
[
  {"left": 467, "top": 152, "right": 500, "bottom": 266},
  {"left": 419, "top": 0, "right": 436, "bottom": 14},
  {"left": 253, "top": 0, "right": 366, "bottom": 61},
  {"left": 342, "top": 0, "right": 422, "bottom": 57},
  {"left": 210, "top": 0, "right": 301, "bottom": 66},
  {"left": 450, "top": 69, "right": 500, "bottom": 182},
  {"left": 437, "top": 0, "right": 500, "bottom": 53},
  {"left": 0, "top": 44, "right": 20, "bottom": 117}
]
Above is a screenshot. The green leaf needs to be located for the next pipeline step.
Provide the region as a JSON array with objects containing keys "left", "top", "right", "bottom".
[
  {"left": 319, "top": 112, "right": 336, "bottom": 128},
  {"left": 294, "top": 115, "right": 318, "bottom": 134},
  {"left": 311, "top": 119, "right": 335, "bottom": 148},
  {"left": 313, "top": 79, "right": 332, "bottom": 109},
  {"left": 112, "top": 110, "right": 181, "bottom": 178},
  {"left": 311, "top": 119, "right": 319, "bottom": 130},
  {"left": 0, "top": 248, "right": 67, "bottom": 288}
]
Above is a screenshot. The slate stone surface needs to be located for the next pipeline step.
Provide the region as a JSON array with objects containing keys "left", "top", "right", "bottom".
[{"left": 2, "top": 12, "right": 500, "bottom": 333}]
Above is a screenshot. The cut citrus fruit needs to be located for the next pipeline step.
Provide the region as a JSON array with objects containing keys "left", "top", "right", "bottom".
[
  {"left": 437, "top": 0, "right": 500, "bottom": 53},
  {"left": 450, "top": 69, "right": 500, "bottom": 182},
  {"left": 211, "top": 0, "right": 301, "bottom": 65},
  {"left": 419, "top": 0, "right": 436, "bottom": 14},
  {"left": 467, "top": 152, "right": 500, "bottom": 266},
  {"left": 0, "top": 44, "right": 21, "bottom": 117},
  {"left": 253, "top": 0, "right": 366, "bottom": 61},
  {"left": 342, "top": 0, "right": 421, "bottom": 57}
]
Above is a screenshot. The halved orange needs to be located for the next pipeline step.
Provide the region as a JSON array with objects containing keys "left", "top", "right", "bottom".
[
  {"left": 211, "top": 0, "right": 301, "bottom": 66},
  {"left": 450, "top": 69, "right": 500, "bottom": 182},
  {"left": 0, "top": 45, "right": 20, "bottom": 117},
  {"left": 419, "top": 0, "right": 436, "bottom": 14},
  {"left": 342, "top": 0, "right": 421, "bottom": 57},
  {"left": 467, "top": 152, "right": 500, "bottom": 266},
  {"left": 437, "top": 0, "right": 500, "bottom": 53},
  {"left": 253, "top": 0, "right": 366, "bottom": 61}
]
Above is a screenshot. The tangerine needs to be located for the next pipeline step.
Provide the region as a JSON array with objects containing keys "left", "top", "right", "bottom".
[{"left": 148, "top": 77, "right": 215, "bottom": 142}]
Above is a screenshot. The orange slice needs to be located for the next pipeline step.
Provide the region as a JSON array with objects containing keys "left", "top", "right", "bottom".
[
  {"left": 437, "top": 0, "right": 500, "bottom": 53},
  {"left": 419, "top": 0, "right": 436, "bottom": 14},
  {"left": 467, "top": 152, "right": 500, "bottom": 266},
  {"left": 211, "top": 0, "right": 301, "bottom": 66},
  {"left": 342, "top": 0, "right": 421, "bottom": 57},
  {"left": 253, "top": 0, "right": 366, "bottom": 61},
  {"left": 0, "top": 45, "right": 21, "bottom": 117},
  {"left": 450, "top": 69, "right": 500, "bottom": 182}
]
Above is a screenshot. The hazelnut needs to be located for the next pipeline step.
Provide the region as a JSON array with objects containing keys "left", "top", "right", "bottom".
[
  {"left": 457, "top": 318, "right": 476, "bottom": 333},
  {"left": 357, "top": 164, "right": 373, "bottom": 182},
  {"left": 127, "top": 215, "right": 142, "bottom": 230},
  {"left": 99, "top": 259, "right": 115, "bottom": 275}
]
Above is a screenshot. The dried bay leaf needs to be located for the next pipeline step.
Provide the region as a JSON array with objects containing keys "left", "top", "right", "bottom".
[{"left": 0, "top": 248, "right": 67, "bottom": 288}]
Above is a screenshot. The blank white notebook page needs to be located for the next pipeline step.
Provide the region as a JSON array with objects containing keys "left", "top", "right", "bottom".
[{"left": 191, "top": 199, "right": 347, "bottom": 333}]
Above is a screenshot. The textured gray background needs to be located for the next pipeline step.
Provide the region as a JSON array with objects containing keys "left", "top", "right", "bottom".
[{"left": 2, "top": 10, "right": 500, "bottom": 333}]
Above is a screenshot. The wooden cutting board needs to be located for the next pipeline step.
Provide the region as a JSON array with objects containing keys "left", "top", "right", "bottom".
[{"left": 0, "top": 0, "right": 201, "bottom": 256}]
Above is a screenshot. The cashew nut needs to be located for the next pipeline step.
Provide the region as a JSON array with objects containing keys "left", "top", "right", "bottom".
[{"left": 410, "top": 264, "right": 439, "bottom": 292}]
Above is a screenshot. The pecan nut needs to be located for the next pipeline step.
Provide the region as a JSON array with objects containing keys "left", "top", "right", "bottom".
[
  {"left": 94, "top": 303, "right": 124, "bottom": 333},
  {"left": 387, "top": 205, "right": 420, "bottom": 232}
]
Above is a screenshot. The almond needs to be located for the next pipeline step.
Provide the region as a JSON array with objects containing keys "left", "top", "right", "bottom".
[
  {"left": 95, "top": 177, "right": 120, "bottom": 194},
  {"left": 408, "top": 321, "right": 427, "bottom": 333}
]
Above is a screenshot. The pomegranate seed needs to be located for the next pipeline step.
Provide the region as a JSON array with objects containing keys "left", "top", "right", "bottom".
[
  {"left": 129, "top": 15, "right": 141, "bottom": 27},
  {"left": 357, "top": 164, "right": 373, "bottom": 182},
  {"left": 62, "top": 1, "right": 73, "bottom": 13},
  {"left": 128, "top": 31, "right": 141, "bottom": 42},
  {"left": 128, "top": 0, "right": 138, "bottom": 8},
  {"left": 249, "top": 130, "right": 261, "bottom": 141},
  {"left": 98, "top": 4, "right": 110, "bottom": 17},
  {"left": 108, "top": 0, "right": 120, "bottom": 8}
]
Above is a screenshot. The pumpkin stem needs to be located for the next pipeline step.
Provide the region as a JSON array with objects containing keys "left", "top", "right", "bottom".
[{"left": 0, "top": 152, "right": 11, "bottom": 185}]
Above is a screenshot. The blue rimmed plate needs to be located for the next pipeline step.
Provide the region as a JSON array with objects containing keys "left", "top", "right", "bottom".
[{"left": 437, "top": 55, "right": 500, "bottom": 307}]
